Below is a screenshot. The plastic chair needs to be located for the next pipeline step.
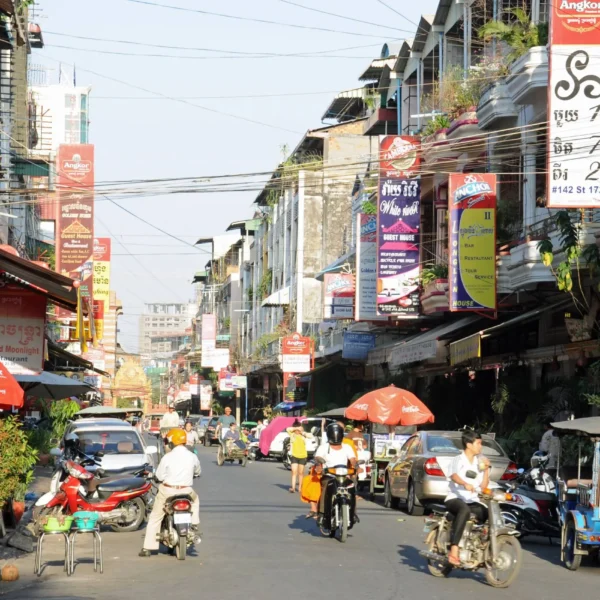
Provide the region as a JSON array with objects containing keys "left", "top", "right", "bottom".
[
  {"left": 34, "top": 531, "right": 72, "bottom": 576},
  {"left": 69, "top": 527, "right": 103, "bottom": 574}
]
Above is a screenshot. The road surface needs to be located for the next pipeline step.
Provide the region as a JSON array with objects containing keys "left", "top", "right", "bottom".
[{"left": 2, "top": 444, "right": 599, "bottom": 599}]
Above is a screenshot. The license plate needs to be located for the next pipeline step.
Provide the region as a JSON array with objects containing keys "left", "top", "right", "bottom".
[{"left": 173, "top": 513, "right": 191, "bottom": 524}]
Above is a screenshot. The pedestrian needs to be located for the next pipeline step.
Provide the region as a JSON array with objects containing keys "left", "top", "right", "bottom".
[
  {"left": 540, "top": 421, "right": 561, "bottom": 469},
  {"left": 254, "top": 418, "right": 266, "bottom": 439},
  {"left": 286, "top": 420, "right": 313, "bottom": 493},
  {"left": 184, "top": 421, "right": 200, "bottom": 450},
  {"left": 300, "top": 464, "right": 321, "bottom": 519},
  {"left": 346, "top": 422, "right": 366, "bottom": 446}
]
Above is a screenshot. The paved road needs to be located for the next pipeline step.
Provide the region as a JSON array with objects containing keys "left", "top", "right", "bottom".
[{"left": 2, "top": 444, "right": 600, "bottom": 599}]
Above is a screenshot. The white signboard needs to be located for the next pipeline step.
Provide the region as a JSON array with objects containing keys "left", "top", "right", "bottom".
[
  {"left": 548, "top": 45, "right": 600, "bottom": 207},
  {"left": 281, "top": 354, "right": 311, "bottom": 373},
  {"left": 355, "top": 214, "right": 386, "bottom": 321},
  {"left": 389, "top": 339, "right": 437, "bottom": 367}
]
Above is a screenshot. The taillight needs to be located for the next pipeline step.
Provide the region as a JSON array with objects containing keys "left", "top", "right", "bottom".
[
  {"left": 424, "top": 458, "right": 445, "bottom": 477},
  {"left": 66, "top": 460, "right": 93, "bottom": 480},
  {"left": 172, "top": 500, "right": 191, "bottom": 511},
  {"left": 501, "top": 462, "right": 518, "bottom": 481}
]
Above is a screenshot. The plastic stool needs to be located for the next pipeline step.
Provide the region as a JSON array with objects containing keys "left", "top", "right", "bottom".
[
  {"left": 34, "top": 530, "right": 72, "bottom": 576},
  {"left": 69, "top": 527, "right": 103, "bottom": 574}
]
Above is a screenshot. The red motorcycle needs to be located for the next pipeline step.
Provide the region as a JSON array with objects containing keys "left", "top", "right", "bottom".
[{"left": 34, "top": 458, "right": 152, "bottom": 534}]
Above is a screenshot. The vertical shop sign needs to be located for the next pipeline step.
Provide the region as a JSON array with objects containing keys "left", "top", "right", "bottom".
[
  {"left": 448, "top": 174, "right": 497, "bottom": 312},
  {"left": 323, "top": 273, "right": 355, "bottom": 319},
  {"left": 547, "top": 3, "right": 600, "bottom": 207},
  {"left": 56, "top": 145, "right": 95, "bottom": 309},
  {"left": 355, "top": 213, "right": 385, "bottom": 321},
  {"left": 0, "top": 286, "right": 46, "bottom": 374},
  {"left": 376, "top": 178, "right": 421, "bottom": 316},
  {"left": 93, "top": 238, "right": 111, "bottom": 341},
  {"left": 201, "top": 314, "right": 216, "bottom": 368}
]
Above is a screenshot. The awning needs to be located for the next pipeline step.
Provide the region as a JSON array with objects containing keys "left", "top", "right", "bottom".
[
  {"left": 388, "top": 316, "right": 481, "bottom": 367},
  {"left": 314, "top": 251, "right": 355, "bottom": 281},
  {"left": 273, "top": 401, "right": 307, "bottom": 412},
  {"left": 47, "top": 340, "right": 110, "bottom": 378},
  {"left": 297, "top": 362, "right": 337, "bottom": 379},
  {"left": 261, "top": 287, "right": 290, "bottom": 307},
  {"left": 450, "top": 298, "right": 573, "bottom": 366}
]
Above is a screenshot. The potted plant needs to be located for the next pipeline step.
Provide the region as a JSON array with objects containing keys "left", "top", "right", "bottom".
[
  {"left": 0, "top": 417, "right": 38, "bottom": 526},
  {"left": 421, "top": 263, "right": 449, "bottom": 289}
]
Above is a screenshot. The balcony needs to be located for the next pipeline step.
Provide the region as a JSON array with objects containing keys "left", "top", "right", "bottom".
[
  {"left": 362, "top": 108, "right": 398, "bottom": 136},
  {"left": 476, "top": 81, "right": 519, "bottom": 131},
  {"left": 316, "top": 329, "right": 344, "bottom": 358},
  {"left": 506, "top": 47, "right": 548, "bottom": 107}
]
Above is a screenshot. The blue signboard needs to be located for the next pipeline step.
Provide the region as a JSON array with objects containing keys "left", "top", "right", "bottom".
[{"left": 342, "top": 332, "right": 376, "bottom": 360}]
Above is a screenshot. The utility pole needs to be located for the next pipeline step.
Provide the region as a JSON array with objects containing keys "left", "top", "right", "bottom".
[{"left": 235, "top": 388, "right": 241, "bottom": 424}]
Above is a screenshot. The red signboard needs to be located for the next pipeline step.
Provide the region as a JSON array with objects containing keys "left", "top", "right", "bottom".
[
  {"left": 56, "top": 144, "right": 95, "bottom": 309},
  {"left": 281, "top": 333, "right": 312, "bottom": 374},
  {"left": 324, "top": 273, "right": 355, "bottom": 319},
  {"left": 551, "top": 1, "right": 600, "bottom": 44},
  {"left": 0, "top": 285, "right": 46, "bottom": 374},
  {"left": 379, "top": 135, "right": 421, "bottom": 179}
]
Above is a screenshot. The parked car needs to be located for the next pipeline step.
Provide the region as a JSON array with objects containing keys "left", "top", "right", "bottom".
[
  {"left": 204, "top": 417, "right": 220, "bottom": 446},
  {"left": 60, "top": 418, "right": 159, "bottom": 471},
  {"left": 384, "top": 430, "right": 517, "bottom": 516},
  {"left": 270, "top": 417, "right": 334, "bottom": 460}
]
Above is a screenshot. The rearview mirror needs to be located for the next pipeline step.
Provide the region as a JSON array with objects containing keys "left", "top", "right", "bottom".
[
  {"left": 50, "top": 448, "right": 62, "bottom": 457},
  {"left": 145, "top": 446, "right": 158, "bottom": 455}
]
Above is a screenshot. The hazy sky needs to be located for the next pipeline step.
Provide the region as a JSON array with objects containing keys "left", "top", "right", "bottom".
[{"left": 37, "top": 0, "right": 436, "bottom": 352}]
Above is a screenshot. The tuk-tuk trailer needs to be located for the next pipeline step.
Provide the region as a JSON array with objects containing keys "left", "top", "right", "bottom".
[{"left": 553, "top": 417, "right": 600, "bottom": 570}]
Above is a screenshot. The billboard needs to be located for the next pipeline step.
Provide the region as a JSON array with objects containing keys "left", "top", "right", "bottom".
[
  {"left": 355, "top": 214, "right": 386, "bottom": 321},
  {"left": 379, "top": 135, "right": 421, "bottom": 179},
  {"left": 0, "top": 285, "right": 46, "bottom": 374},
  {"left": 93, "top": 238, "right": 111, "bottom": 341},
  {"left": 281, "top": 333, "right": 312, "bottom": 373},
  {"left": 56, "top": 145, "right": 94, "bottom": 303},
  {"left": 342, "top": 332, "right": 376, "bottom": 360},
  {"left": 547, "top": 3, "right": 600, "bottom": 207},
  {"left": 448, "top": 174, "right": 497, "bottom": 312},
  {"left": 376, "top": 178, "right": 421, "bottom": 317},
  {"left": 200, "top": 382, "right": 212, "bottom": 411},
  {"left": 323, "top": 273, "right": 355, "bottom": 319}
]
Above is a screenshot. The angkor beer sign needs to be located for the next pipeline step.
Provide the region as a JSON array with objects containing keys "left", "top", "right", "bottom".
[
  {"left": 547, "top": 2, "right": 600, "bottom": 207},
  {"left": 281, "top": 333, "right": 312, "bottom": 373},
  {"left": 379, "top": 135, "right": 420, "bottom": 179},
  {"left": 56, "top": 145, "right": 94, "bottom": 301}
]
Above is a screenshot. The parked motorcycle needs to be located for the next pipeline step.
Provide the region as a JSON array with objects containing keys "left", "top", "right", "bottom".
[
  {"left": 153, "top": 481, "right": 197, "bottom": 561},
  {"left": 318, "top": 462, "right": 361, "bottom": 543},
  {"left": 33, "top": 454, "right": 152, "bottom": 534},
  {"left": 420, "top": 488, "right": 523, "bottom": 588}
]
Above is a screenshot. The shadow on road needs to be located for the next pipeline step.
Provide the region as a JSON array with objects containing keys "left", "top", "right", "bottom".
[
  {"left": 397, "top": 544, "right": 429, "bottom": 574},
  {"left": 288, "top": 514, "right": 322, "bottom": 537},
  {"left": 518, "top": 536, "right": 563, "bottom": 567}
]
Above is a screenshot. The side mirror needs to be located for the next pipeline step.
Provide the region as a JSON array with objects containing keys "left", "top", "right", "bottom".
[
  {"left": 145, "top": 446, "right": 158, "bottom": 455},
  {"left": 50, "top": 448, "right": 62, "bottom": 457},
  {"left": 387, "top": 448, "right": 397, "bottom": 457}
]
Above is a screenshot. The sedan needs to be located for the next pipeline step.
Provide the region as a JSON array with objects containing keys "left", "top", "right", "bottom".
[{"left": 384, "top": 430, "right": 517, "bottom": 516}]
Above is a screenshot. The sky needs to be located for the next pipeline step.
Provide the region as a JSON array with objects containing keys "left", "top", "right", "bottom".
[{"left": 36, "top": 0, "right": 437, "bottom": 352}]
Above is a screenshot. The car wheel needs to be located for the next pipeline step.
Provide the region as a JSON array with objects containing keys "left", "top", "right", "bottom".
[
  {"left": 406, "top": 480, "right": 424, "bottom": 516},
  {"left": 384, "top": 477, "right": 399, "bottom": 509}
]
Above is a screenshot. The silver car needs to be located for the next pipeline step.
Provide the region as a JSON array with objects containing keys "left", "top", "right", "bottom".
[{"left": 384, "top": 431, "right": 517, "bottom": 516}]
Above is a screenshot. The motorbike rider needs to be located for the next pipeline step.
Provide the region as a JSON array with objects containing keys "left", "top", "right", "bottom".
[
  {"left": 139, "top": 428, "right": 201, "bottom": 557},
  {"left": 314, "top": 422, "right": 359, "bottom": 530},
  {"left": 160, "top": 405, "right": 180, "bottom": 444},
  {"left": 184, "top": 421, "right": 200, "bottom": 450},
  {"left": 444, "top": 429, "right": 490, "bottom": 566}
]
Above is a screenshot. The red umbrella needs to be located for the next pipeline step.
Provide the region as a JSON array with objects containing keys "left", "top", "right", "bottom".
[
  {"left": 345, "top": 385, "right": 434, "bottom": 426},
  {"left": 0, "top": 361, "right": 25, "bottom": 411}
]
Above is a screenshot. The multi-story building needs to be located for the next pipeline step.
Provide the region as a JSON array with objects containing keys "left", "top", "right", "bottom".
[{"left": 138, "top": 303, "right": 196, "bottom": 362}]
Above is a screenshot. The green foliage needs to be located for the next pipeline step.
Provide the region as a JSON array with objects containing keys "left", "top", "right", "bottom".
[
  {"left": 361, "top": 199, "right": 377, "bottom": 215},
  {"left": 27, "top": 428, "right": 54, "bottom": 456},
  {"left": 421, "top": 262, "right": 448, "bottom": 285},
  {"left": 211, "top": 401, "right": 223, "bottom": 415},
  {"left": 422, "top": 114, "right": 452, "bottom": 137},
  {"left": 479, "top": 8, "right": 549, "bottom": 64},
  {"left": 0, "top": 417, "right": 38, "bottom": 504},
  {"left": 117, "top": 398, "right": 136, "bottom": 408},
  {"left": 257, "top": 269, "right": 272, "bottom": 300},
  {"left": 49, "top": 399, "right": 80, "bottom": 441},
  {"left": 222, "top": 317, "right": 231, "bottom": 330},
  {"left": 247, "top": 286, "right": 254, "bottom": 302}
]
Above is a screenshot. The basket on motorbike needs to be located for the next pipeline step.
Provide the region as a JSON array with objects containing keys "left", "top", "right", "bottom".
[
  {"left": 43, "top": 515, "right": 74, "bottom": 533},
  {"left": 73, "top": 511, "right": 100, "bottom": 531}
]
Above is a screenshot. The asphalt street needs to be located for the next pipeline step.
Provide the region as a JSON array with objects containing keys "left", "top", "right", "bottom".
[{"left": 2, "top": 444, "right": 600, "bottom": 599}]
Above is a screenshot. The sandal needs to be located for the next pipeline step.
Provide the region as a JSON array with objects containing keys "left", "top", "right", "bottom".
[
  {"left": 305, "top": 511, "right": 316, "bottom": 519},
  {"left": 289, "top": 488, "right": 296, "bottom": 493}
]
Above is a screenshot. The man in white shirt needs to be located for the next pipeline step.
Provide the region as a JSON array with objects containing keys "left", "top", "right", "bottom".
[
  {"left": 539, "top": 422, "right": 560, "bottom": 469},
  {"left": 140, "top": 428, "right": 201, "bottom": 557},
  {"left": 314, "top": 422, "right": 358, "bottom": 530},
  {"left": 160, "top": 405, "right": 180, "bottom": 432}
]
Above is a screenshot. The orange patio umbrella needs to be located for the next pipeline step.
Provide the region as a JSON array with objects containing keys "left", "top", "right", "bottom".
[
  {"left": 345, "top": 385, "right": 434, "bottom": 426},
  {"left": 0, "top": 360, "right": 24, "bottom": 411}
]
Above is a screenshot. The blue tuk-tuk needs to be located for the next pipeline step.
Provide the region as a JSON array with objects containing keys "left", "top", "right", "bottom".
[{"left": 553, "top": 417, "right": 600, "bottom": 570}]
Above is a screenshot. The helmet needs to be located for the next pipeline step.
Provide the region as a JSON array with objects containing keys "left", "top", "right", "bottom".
[
  {"left": 531, "top": 450, "right": 549, "bottom": 469},
  {"left": 345, "top": 424, "right": 353, "bottom": 432},
  {"left": 166, "top": 428, "right": 187, "bottom": 447},
  {"left": 326, "top": 422, "right": 344, "bottom": 445}
]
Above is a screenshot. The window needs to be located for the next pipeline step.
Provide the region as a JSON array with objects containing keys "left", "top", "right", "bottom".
[
  {"left": 65, "top": 94, "right": 76, "bottom": 110},
  {"left": 80, "top": 93, "right": 89, "bottom": 143},
  {"left": 75, "top": 430, "right": 143, "bottom": 455},
  {"left": 426, "top": 434, "right": 505, "bottom": 457}
]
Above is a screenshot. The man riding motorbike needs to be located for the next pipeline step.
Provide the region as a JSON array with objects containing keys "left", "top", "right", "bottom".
[
  {"left": 139, "top": 428, "right": 201, "bottom": 557},
  {"left": 314, "top": 422, "right": 359, "bottom": 530}
]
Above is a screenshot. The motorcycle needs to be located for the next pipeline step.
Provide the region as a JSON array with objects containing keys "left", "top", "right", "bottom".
[
  {"left": 420, "top": 487, "right": 523, "bottom": 588},
  {"left": 33, "top": 455, "right": 152, "bottom": 534},
  {"left": 318, "top": 462, "right": 361, "bottom": 543},
  {"left": 247, "top": 440, "right": 260, "bottom": 461},
  {"left": 153, "top": 481, "right": 197, "bottom": 561}
]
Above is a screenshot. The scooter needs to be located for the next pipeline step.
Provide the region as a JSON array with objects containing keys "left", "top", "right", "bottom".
[{"left": 33, "top": 456, "right": 152, "bottom": 534}]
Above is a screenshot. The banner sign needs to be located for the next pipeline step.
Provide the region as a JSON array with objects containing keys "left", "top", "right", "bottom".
[
  {"left": 199, "top": 382, "right": 212, "bottom": 411},
  {"left": 355, "top": 214, "right": 385, "bottom": 321},
  {"left": 376, "top": 178, "right": 421, "bottom": 316},
  {"left": 232, "top": 375, "right": 247, "bottom": 389},
  {"left": 547, "top": 3, "right": 600, "bottom": 207},
  {"left": 93, "top": 238, "right": 110, "bottom": 341},
  {"left": 448, "top": 174, "right": 497, "bottom": 312},
  {"left": 324, "top": 273, "right": 355, "bottom": 319},
  {"left": 342, "top": 332, "right": 376, "bottom": 360},
  {"left": 450, "top": 334, "right": 481, "bottom": 366},
  {"left": 56, "top": 144, "right": 94, "bottom": 306},
  {"left": 379, "top": 135, "right": 421, "bottom": 179},
  {"left": 0, "top": 285, "right": 46, "bottom": 374},
  {"left": 390, "top": 340, "right": 437, "bottom": 367},
  {"left": 201, "top": 314, "right": 216, "bottom": 368},
  {"left": 281, "top": 333, "right": 312, "bottom": 373}
]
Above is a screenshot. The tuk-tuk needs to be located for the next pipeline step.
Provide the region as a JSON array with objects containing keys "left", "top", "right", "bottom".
[{"left": 553, "top": 417, "right": 600, "bottom": 570}]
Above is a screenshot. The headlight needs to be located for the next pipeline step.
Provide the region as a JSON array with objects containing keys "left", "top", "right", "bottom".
[{"left": 328, "top": 467, "right": 349, "bottom": 476}]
